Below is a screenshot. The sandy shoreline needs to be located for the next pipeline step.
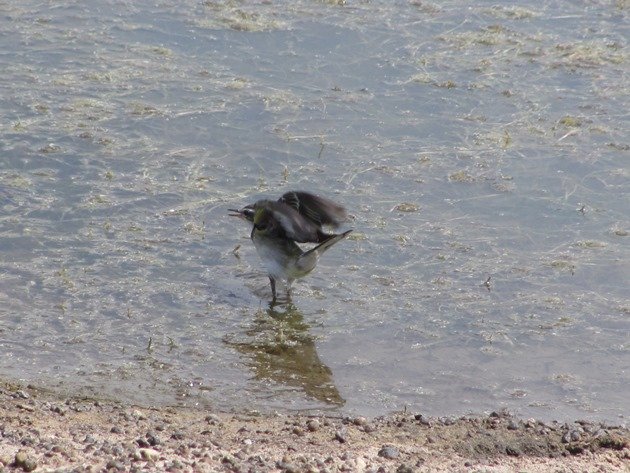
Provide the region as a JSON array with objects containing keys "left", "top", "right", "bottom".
[{"left": 0, "top": 381, "right": 628, "bottom": 472}]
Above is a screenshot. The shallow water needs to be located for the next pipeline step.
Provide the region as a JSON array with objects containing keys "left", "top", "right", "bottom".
[{"left": 1, "top": 0, "right": 628, "bottom": 423}]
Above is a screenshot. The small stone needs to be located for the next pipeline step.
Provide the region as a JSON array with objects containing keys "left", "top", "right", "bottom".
[
  {"left": 506, "top": 445, "right": 520, "bottom": 456},
  {"left": 306, "top": 420, "right": 320, "bottom": 432},
  {"left": 205, "top": 414, "right": 221, "bottom": 424},
  {"left": 334, "top": 428, "right": 347, "bottom": 443},
  {"left": 340, "top": 451, "right": 354, "bottom": 461},
  {"left": 276, "top": 460, "right": 298, "bottom": 473},
  {"left": 14, "top": 390, "right": 30, "bottom": 399},
  {"left": 570, "top": 430, "right": 581, "bottom": 442},
  {"left": 171, "top": 431, "right": 185, "bottom": 440},
  {"left": 111, "top": 426, "right": 123, "bottom": 434},
  {"left": 138, "top": 448, "right": 160, "bottom": 462},
  {"left": 105, "top": 459, "right": 125, "bottom": 470},
  {"left": 222, "top": 454, "right": 237, "bottom": 467},
  {"left": 378, "top": 445, "right": 400, "bottom": 459},
  {"left": 13, "top": 450, "right": 37, "bottom": 472},
  {"left": 292, "top": 427, "right": 305, "bottom": 436},
  {"left": 353, "top": 416, "right": 367, "bottom": 426},
  {"left": 362, "top": 423, "right": 377, "bottom": 433},
  {"left": 562, "top": 431, "right": 571, "bottom": 443},
  {"left": 415, "top": 414, "right": 432, "bottom": 427},
  {"left": 507, "top": 420, "right": 519, "bottom": 430},
  {"left": 439, "top": 416, "right": 456, "bottom": 426},
  {"left": 355, "top": 457, "right": 367, "bottom": 470},
  {"left": 131, "top": 410, "right": 147, "bottom": 420},
  {"left": 397, "top": 465, "right": 414, "bottom": 473},
  {"left": 146, "top": 431, "right": 161, "bottom": 446},
  {"left": 167, "top": 459, "right": 185, "bottom": 470}
]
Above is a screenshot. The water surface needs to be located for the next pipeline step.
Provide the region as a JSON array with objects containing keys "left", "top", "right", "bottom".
[{"left": 1, "top": 0, "right": 628, "bottom": 423}]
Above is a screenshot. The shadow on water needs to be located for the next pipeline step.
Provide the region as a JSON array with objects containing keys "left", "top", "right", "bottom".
[{"left": 224, "top": 301, "right": 344, "bottom": 408}]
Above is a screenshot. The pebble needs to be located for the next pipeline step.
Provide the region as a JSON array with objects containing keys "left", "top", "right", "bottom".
[
  {"left": 146, "top": 431, "right": 162, "bottom": 446},
  {"left": 136, "top": 437, "right": 151, "bottom": 448},
  {"left": 505, "top": 445, "right": 520, "bottom": 456},
  {"left": 362, "top": 423, "right": 377, "bottom": 433},
  {"left": 415, "top": 414, "right": 432, "bottom": 426},
  {"left": 507, "top": 420, "right": 519, "bottom": 430},
  {"left": 353, "top": 416, "right": 367, "bottom": 426},
  {"left": 340, "top": 451, "right": 354, "bottom": 461},
  {"left": 334, "top": 428, "right": 347, "bottom": 443},
  {"left": 276, "top": 460, "right": 298, "bottom": 472},
  {"left": 355, "top": 457, "right": 367, "bottom": 470},
  {"left": 167, "top": 459, "right": 185, "bottom": 470},
  {"left": 105, "top": 459, "right": 126, "bottom": 470},
  {"left": 306, "top": 419, "right": 320, "bottom": 432},
  {"left": 205, "top": 414, "right": 221, "bottom": 425},
  {"left": 377, "top": 445, "right": 400, "bottom": 459},
  {"left": 13, "top": 449, "right": 37, "bottom": 472},
  {"left": 396, "top": 465, "right": 414, "bottom": 473},
  {"left": 16, "top": 403, "right": 35, "bottom": 412},
  {"left": 138, "top": 448, "right": 160, "bottom": 462},
  {"left": 439, "top": 416, "right": 456, "bottom": 426}
]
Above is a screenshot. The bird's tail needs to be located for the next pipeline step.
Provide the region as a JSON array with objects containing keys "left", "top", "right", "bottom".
[{"left": 303, "top": 230, "right": 353, "bottom": 258}]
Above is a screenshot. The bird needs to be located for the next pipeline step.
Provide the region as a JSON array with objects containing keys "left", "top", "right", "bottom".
[{"left": 229, "top": 191, "right": 352, "bottom": 300}]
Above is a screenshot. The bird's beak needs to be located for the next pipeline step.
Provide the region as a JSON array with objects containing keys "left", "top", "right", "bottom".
[
  {"left": 229, "top": 204, "right": 256, "bottom": 222},
  {"left": 228, "top": 208, "right": 246, "bottom": 219}
]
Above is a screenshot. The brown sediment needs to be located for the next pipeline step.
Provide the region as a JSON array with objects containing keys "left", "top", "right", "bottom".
[{"left": 0, "top": 381, "right": 628, "bottom": 472}]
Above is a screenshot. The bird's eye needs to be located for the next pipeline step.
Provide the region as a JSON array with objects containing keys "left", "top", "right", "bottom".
[{"left": 255, "top": 222, "right": 267, "bottom": 231}]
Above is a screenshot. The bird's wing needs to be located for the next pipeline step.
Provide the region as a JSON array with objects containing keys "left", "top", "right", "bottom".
[
  {"left": 267, "top": 201, "right": 321, "bottom": 243},
  {"left": 279, "top": 191, "right": 347, "bottom": 228}
]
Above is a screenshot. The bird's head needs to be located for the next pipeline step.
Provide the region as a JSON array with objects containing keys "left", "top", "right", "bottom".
[
  {"left": 229, "top": 201, "right": 276, "bottom": 235},
  {"left": 228, "top": 203, "right": 256, "bottom": 222}
]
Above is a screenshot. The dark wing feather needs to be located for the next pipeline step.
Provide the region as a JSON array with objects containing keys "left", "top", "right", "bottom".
[
  {"left": 279, "top": 191, "right": 347, "bottom": 228},
  {"left": 265, "top": 201, "right": 322, "bottom": 243}
]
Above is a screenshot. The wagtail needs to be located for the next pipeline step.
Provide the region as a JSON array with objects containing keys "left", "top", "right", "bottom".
[{"left": 229, "top": 191, "right": 352, "bottom": 300}]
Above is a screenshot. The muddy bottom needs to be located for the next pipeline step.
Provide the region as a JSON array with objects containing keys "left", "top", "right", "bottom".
[{"left": 0, "top": 381, "right": 628, "bottom": 472}]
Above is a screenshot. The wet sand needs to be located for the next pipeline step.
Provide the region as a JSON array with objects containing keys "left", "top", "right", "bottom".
[{"left": 0, "top": 381, "right": 628, "bottom": 472}]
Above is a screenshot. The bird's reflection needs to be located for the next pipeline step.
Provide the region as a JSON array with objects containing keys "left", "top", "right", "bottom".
[{"left": 225, "top": 301, "right": 344, "bottom": 407}]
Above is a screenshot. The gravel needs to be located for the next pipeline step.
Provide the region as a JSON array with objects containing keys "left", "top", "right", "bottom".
[{"left": 0, "top": 380, "right": 628, "bottom": 472}]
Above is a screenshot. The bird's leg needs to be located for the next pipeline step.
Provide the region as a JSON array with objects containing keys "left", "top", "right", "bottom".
[{"left": 269, "top": 276, "right": 277, "bottom": 300}]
